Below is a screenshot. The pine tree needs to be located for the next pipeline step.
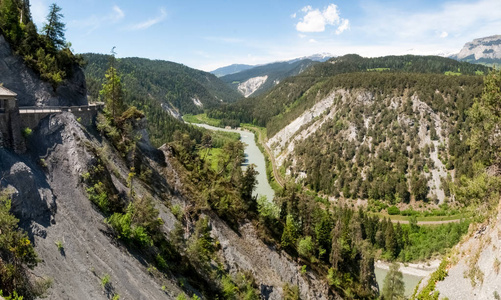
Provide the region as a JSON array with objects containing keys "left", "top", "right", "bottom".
[
  {"left": 240, "top": 164, "right": 258, "bottom": 210},
  {"left": 100, "top": 49, "right": 124, "bottom": 121},
  {"left": 468, "top": 69, "right": 501, "bottom": 165},
  {"left": 281, "top": 214, "right": 298, "bottom": 251},
  {"left": 382, "top": 263, "right": 405, "bottom": 300},
  {"left": 385, "top": 221, "right": 397, "bottom": 258},
  {"left": 0, "top": 0, "right": 23, "bottom": 45},
  {"left": 42, "top": 3, "right": 65, "bottom": 51}
]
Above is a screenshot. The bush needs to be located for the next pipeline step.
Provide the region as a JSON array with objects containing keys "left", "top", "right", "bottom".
[{"left": 387, "top": 206, "right": 400, "bottom": 215}]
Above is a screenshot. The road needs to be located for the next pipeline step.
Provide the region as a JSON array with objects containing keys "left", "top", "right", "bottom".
[{"left": 389, "top": 218, "right": 462, "bottom": 225}]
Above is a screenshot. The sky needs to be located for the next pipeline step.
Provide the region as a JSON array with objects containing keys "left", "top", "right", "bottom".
[{"left": 30, "top": 0, "right": 501, "bottom": 71}]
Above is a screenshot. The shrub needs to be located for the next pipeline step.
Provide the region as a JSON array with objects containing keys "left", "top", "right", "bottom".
[
  {"left": 387, "top": 206, "right": 400, "bottom": 215},
  {"left": 101, "top": 274, "right": 111, "bottom": 288},
  {"left": 22, "top": 127, "right": 32, "bottom": 138}
]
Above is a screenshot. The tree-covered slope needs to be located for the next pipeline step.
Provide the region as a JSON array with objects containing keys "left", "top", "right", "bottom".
[
  {"left": 220, "top": 59, "right": 319, "bottom": 97},
  {"left": 209, "top": 54, "right": 490, "bottom": 133},
  {"left": 208, "top": 55, "right": 492, "bottom": 209},
  {"left": 83, "top": 53, "right": 242, "bottom": 115}
]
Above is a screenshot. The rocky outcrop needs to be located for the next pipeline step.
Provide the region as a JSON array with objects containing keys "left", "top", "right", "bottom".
[
  {"left": 0, "top": 113, "right": 183, "bottom": 299},
  {"left": 452, "top": 35, "right": 501, "bottom": 64},
  {"left": 0, "top": 34, "right": 87, "bottom": 107},
  {"left": 416, "top": 204, "right": 501, "bottom": 299}
]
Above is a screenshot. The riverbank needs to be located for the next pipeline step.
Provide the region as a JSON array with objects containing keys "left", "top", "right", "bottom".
[{"left": 375, "top": 259, "right": 440, "bottom": 277}]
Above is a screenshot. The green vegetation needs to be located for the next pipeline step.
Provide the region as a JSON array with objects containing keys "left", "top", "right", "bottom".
[
  {"left": 183, "top": 113, "right": 222, "bottom": 127},
  {"left": 367, "top": 67, "right": 390, "bottom": 72},
  {"left": 83, "top": 53, "right": 241, "bottom": 114},
  {"left": 100, "top": 273, "right": 111, "bottom": 288},
  {"left": 412, "top": 258, "right": 448, "bottom": 300},
  {"left": 220, "top": 59, "right": 319, "bottom": 97},
  {"left": 207, "top": 54, "right": 489, "bottom": 132},
  {"left": 382, "top": 263, "right": 405, "bottom": 300},
  {"left": 0, "top": 0, "right": 82, "bottom": 87},
  {"left": 55, "top": 240, "right": 64, "bottom": 252},
  {"left": 21, "top": 127, "right": 32, "bottom": 137},
  {"left": 0, "top": 190, "right": 41, "bottom": 298}
]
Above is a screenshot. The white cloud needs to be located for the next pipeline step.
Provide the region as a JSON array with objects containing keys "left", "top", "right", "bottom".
[
  {"left": 302, "top": 6, "right": 312, "bottom": 13},
  {"left": 70, "top": 5, "right": 125, "bottom": 34},
  {"left": 309, "top": 39, "right": 318, "bottom": 43},
  {"left": 298, "top": 34, "right": 306, "bottom": 39},
  {"left": 360, "top": 0, "right": 501, "bottom": 46},
  {"left": 111, "top": 6, "right": 125, "bottom": 22},
  {"left": 295, "top": 3, "right": 349, "bottom": 34},
  {"left": 336, "top": 19, "right": 350, "bottom": 35},
  {"left": 129, "top": 8, "right": 167, "bottom": 30},
  {"left": 291, "top": 13, "right": 297, "bottom": 19}
]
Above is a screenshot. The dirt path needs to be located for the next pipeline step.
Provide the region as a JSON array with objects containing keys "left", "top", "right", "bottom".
[{"left": 389, "top": 218, "right": 462, "bottom": 225}]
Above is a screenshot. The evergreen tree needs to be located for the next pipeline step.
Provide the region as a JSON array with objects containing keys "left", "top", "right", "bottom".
[
  {"left": 0, "top": 0, "right": 23, "bottom": 45},
  {"left": 100, "top": 50, "right": 124, "bottom": 121},
  {"left": 240, "top": 164, "right": 258, "bottom": 210},
  {"left": 281, "top": 214, "right": 299, "bottom": 251},
  {"left": 42, "top": 3, "right": 65, "bottom": 51},
  {"left": 385, "top": 221, "right": 397, "bottom": 258},
  {"left": 382, "top": 263, "right": 405, "bottom": 300},
  {"left": 468, "top": 69, "right": 501, "bottom": 165}
]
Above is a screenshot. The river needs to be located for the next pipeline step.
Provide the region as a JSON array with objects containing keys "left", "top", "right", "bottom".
[
  {"left": 192, "top": 123, "right": 425, "bottom": 297},
  {"left": 192, "top": 123, "right": 275, "bottom": 202},
  {"left": 375, "top": 264, "right": 423, "bottom": 297}
]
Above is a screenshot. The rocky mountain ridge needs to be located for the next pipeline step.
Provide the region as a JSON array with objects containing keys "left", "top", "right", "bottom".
[{"left": 451, "top": 35, "right": 501, "bottom": 66}]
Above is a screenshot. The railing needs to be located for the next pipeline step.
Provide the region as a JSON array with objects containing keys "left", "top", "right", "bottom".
[{"left": 18, "top": 103, "right": 104, "bottom": 114}]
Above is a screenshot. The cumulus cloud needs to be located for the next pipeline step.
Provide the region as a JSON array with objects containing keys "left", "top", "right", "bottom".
[
  {"left": 295, "top": 3, "right": 349, "bottom": 34},
  {"left": 336, "top": 19, "right": 350, "bottom": 35},
  {"left": 129, "top": 8, "right": 167, "bottom": 30},
  {"left": 439, "top": 31, "right": 449, "bottom": 38}
]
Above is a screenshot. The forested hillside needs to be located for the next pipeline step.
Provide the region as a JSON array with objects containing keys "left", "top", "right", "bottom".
[
  {"left": 83, "top": 53, "right": 242, "bottom": 115},
  {"left": 220, "top": 59, "right": 319, "bottom": 97},
  {"left": 208, "top": 54, "right": 489, "bottom": 131},
  {"left": 83, "top": 53, "right": 247, "bottom": 146},
  {"left": 205, "top": 54, "right": 495, "bottom": 216}
]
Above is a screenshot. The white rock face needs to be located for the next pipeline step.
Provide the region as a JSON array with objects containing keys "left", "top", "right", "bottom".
[
  {"left": 455, "top": 35, "right": 501, "bottom": 60},
  {"left": 267, "top": 89, "right": 348, "bottom": 166},
  {"left": 238, "top": 75, "right": 268, "bottom": 97},
  {"left": 192, "top": 97, "right": 203, "bottom": 107}
]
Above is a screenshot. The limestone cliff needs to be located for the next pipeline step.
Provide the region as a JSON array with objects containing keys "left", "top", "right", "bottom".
[
  {"left": 414, "top": 202, "right": 501, "bottom": 300},
  {"left": 452, "top": 35, "right": 501, "bottom": 65}
]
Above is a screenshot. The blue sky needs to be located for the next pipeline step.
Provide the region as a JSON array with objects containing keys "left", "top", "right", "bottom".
[{"left": 30, "top": 0, "right": 501, "bottom": 71}]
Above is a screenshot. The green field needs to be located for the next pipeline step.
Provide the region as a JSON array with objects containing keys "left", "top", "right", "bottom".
[
  {"left": 370, "top": 212, "right": 472, "bottom": 223},
  {"left": 183, "top": 113, "right": 222, "bottom": 127},
  {"left": 367, "top": 68, "right": 390, "bottom": 72}
]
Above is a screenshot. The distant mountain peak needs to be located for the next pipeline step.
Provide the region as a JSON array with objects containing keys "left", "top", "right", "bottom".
[{"left": 452, "top": 35, "right": 501, "bottom": 64}]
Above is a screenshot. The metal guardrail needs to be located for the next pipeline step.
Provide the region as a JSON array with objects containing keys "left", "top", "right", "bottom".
[{"left": 18, "top": 103, "right": 104, "bottom": 114}]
